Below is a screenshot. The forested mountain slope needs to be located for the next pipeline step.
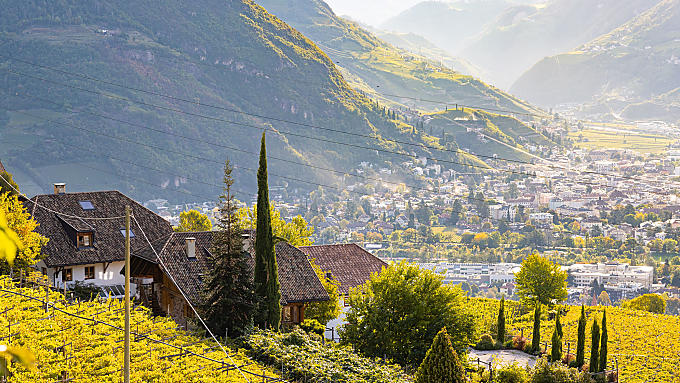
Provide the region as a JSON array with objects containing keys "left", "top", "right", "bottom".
[{"left": 0, "top": 0, "right": 485, "bottom": 202}]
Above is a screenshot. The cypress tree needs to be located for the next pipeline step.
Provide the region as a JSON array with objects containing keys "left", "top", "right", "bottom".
[
  {"left": 556, "top": 311, "right": 563, "bottom": 356},
  {"left": 589, "top": 317, "right": 600, "bottom": 373},
  {"left": 551, "top": 314, "right": 562, "bottom": 363},
  {"left": 414, "top": 327, "right": 465, "bottom": 383},
  {"left": 599, "top": 310, "right": 608, "bottom": 372},
  {"left": 576, "top": 305, "right": 586, "bottom": 367},
  {"left": 254, "top": 133, "right": 281, "bottom": 330},
  {"left": 531, "top": 304, "right": 541, "bottom": 353},
  {"left": 201, "top": 160, "right": 255, "bottom": 337},
  {"left": 497, "top": 296, "right": 506, "bottom": 344}
]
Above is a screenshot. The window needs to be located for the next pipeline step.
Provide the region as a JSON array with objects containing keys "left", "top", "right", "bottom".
[
  {"left": 78, "top": 201, "right": 95, "bottom": 210},
  {"left": 41, "top": 267, "right": 47, "bottom": 276},
  {"left": 120, "top": 229, "right": 135, "bottom": 238},
  {"left": 63, "top": 268, "right": 73, "bottom": 282},
  {"left": 77, "top": 232, "right": 93, "bottom": 247},
  {"left": 85, "top": 266, "right": 95, "bottom": 280}
]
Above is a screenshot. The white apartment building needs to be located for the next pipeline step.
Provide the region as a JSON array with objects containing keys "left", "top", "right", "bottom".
[{"left": 565, "top": 262, "right": 654, "bottom": 289}]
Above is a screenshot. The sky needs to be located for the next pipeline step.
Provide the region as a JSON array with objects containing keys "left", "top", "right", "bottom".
[{"left": 324, "top": 0, "right": 429, "bottom": 26}]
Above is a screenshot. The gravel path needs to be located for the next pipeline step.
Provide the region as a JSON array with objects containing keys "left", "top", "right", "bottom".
[{"left": 468, "top": 349, "right": 538, "bottom": 368}]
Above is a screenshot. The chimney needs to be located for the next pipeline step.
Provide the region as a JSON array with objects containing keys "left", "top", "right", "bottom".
[
  {"left": 53, "top": 183, "right": 66, "bottom": 194},
  {"left": 186, "top": 237, "right": 196, "bottom": 259}
]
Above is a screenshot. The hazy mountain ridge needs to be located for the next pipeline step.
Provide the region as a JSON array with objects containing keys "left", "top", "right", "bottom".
[
  {"left": 511, "top": 0, "right": 680, "bottom": 123},
  {"left": 461, "top": 0, "right": 661, "bottom": 88},
  {"left": 0, "top": 0, "right": 486, "bottom": 201}
]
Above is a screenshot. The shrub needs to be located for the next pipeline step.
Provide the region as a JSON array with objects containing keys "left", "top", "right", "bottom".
[
  {"left": 475, "top": 334, "right": 498, "bottom": 350},
  {"left": 494, "top": 363, "right": 529, "bottom": 383},
  {"left": 513, "top": 336, "right": 529, "bottom": 352},
  {"left": 530, "top": 359, "right": 593, "bottom": 383},
  {"left": 415, "top": 327, "right": 465, "bottom": 383},
  {"left": 300, "top": 319, "right": 324, "bottom": 336}
]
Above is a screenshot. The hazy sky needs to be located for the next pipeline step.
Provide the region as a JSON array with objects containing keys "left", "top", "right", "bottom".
[{"left": 324, "top": 0, "right": 429, "bottom": 26}]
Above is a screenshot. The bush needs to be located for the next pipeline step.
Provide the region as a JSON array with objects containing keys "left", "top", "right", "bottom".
[
  {"left": 245, "top": 328, "right": 411, "bottom": 383},
  {"left": 300, "top": 319, "right": 324, "bottom": 336},
  {"left": 504, "top": 339, "right": 514, "bottom": 349},
  {"left": 513, "top": 336, "right": 529, "bottom": 352},
  {"left": 71, "top": 281, "right": 102, "bottom": 301},
  {"left": 494, "top": 363, "right": 529, "bottom": 383},
  {"left": 475, "top": 334, "right": 498, "bottom": 350},
  {"left": 530, "top": 359, "right": 594, "bottom": 383}
]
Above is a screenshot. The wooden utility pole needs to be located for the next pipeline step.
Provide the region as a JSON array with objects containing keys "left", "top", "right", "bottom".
[{"left": 124, "top": 205, "right": 131, "bottom": 383}]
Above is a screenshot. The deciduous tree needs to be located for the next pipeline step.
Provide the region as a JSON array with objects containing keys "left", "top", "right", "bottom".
[
  {"left": 341, "top": 261, "right": 476, "bottom": 367},
  {"left": 0, "top": 194, "right": 48, "bottom": 274},
  {"left": 515, "top": 253, "right": 567, "bottom": 307},
  {"left": 175, "top": 209, "right": 212, "bottom": 232},
  {"left": 305, "top": 260, "right": 340, "bottom": 325}
]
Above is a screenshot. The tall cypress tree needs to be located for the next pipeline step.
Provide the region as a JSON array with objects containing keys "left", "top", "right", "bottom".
[
  {"left": 531, "top": 304, "right": 541, "bottom": 353},
  {"left": 414, "top": 327, "right": 465, "bottom": 383},
  {"left": 201, "top": 160, "right": 255, "bottom": 337},
  {"left": 497, "top": 296, "right": 506, "bottom": 343},
  {"left": 254, "top": 133, "right": 281, "bottom": 330},
  {"left": 551, "top": 314, "right": 562, "bottom": 363},
  {"left": 576, "top": 305, "right": 587, "bottom": 367},
  {"left": 589, "top": 317, "right": 600, "bottom": 373},
  {"left": 599, "top": 311, "right": 608, "bottom": 372}
]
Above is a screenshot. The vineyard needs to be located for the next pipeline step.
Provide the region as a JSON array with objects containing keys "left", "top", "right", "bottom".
[
  {"left": 471, "top": 298, "right": 680, "bottom": 383},
  {"left": 0, "top": 274, "right": 281, "bottom": 382}
]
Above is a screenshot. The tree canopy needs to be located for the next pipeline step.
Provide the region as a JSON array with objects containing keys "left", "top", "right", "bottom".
[
  {"left": 515, "top": 253, "right": 567, "bottom": 307},
  {"left": 304, "top": 259, "right": 341, "bottom": 325},
  {"left": 237, "top": 204, "right": 314, "bottom": 247},
  {"left": 174, "top": 210, "right": 212, "bottom": 232},
  {"left": 341, "top": 261, "right": 477, "bottom": 367},
  {"left": 0, "top": 171, "right": 19, "bottom": 197},
  {"left": 0, "top": 194, "right": 48, "bottom": 274},
  {"left": 622, "top": 294, "right": 666, "bottom": 314}
]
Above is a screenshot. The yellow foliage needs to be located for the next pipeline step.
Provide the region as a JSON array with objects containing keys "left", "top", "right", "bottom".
[
  {"left": 0, "top": 193, "right": 48, "bottom": 272},
  {"left": 236, "top": 203, "right": 313, "bottom": 247}
]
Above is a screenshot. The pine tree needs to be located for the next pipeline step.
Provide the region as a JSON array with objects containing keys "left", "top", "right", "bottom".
[
  {"left": 254, "top": 133, "right": 281, "bottom": 330},
  {"left": 414, "top": 327, "right": 465, "bottom": 383},
  {"left": 497, "top": 296, "right": 506, "bottom": 343},
  {"left": 576, "top": 305, "right": 586, "bottom": 367},
  {"left": 599, "top": 310, "right": 608, "bottom": 372},
  {"left": 531, "top": 304, "right": 541, "bottom": 353},
  {"left": 551, "top": 314, "right": 562, "bottom": 363},
  {"left": 589, "top": 317, "right": 600, "bottom": 373},
  {"left": 201, "top": 160, "right": 255, "bottom": 337}
]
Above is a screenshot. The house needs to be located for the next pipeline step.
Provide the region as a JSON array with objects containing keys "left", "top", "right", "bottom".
[
  {"left": 132, "top": 231, "right": 329, "bottom": 327},
  {"left": 26, "top": 186, "right": 173, "bottom": 294},
  {"left": 299, "top": 244, "right": 387, "bottom": 339}
]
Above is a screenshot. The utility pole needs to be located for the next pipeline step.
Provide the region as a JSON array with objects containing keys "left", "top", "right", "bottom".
[{"left": 124, "top": 205, "right": 131, "bottom": 383}]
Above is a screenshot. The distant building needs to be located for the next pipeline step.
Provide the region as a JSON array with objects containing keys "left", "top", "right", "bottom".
[{"left": 564, "top": 262, "right": 654, "bottom": 290}]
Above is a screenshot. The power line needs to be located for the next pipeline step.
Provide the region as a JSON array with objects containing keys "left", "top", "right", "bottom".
[{"left": 3, "top": 62, "right": 664, "bottom": 188}]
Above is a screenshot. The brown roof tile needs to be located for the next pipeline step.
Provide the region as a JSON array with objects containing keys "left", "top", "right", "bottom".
[
  {"left": 299, "top": 244, "right": 387, "bottom": 295},
  {"left": 26, "top": 191, "right": 173, "bottom": 267}
]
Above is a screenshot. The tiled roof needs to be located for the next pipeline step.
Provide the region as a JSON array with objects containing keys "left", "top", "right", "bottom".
[
  {"left": 299, "top": 244, "right": 387, "bottom": 295},
  {"left": 145, "top": 232, "right": 329, "bottom": 306},
  {"left": 26, "top": 191, "right": 173, "bottom": 267}
]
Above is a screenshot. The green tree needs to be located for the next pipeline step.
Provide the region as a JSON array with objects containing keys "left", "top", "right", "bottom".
[
  {"left": 622, "top": 294, "right": 666, "bottom": 314},
  {"left": 414, "top": 327, "right": 465, "bottom": 383},
  {"left": 305, "top": 259, "right": 341, "bottom": 324},
  {"left": 0, "top": 171, "right": 19, "bottom": 197},
  {"left": 589, "top": 317, "right": 600, "bottom": 373},
  {"left": 576, "top": 305, "right": 586, "bottom": 368},
  {"left": 599, "top": 310, "right": 608, "bottom": 372},
  {"left": 201, "top": 160, "right": 254, "bottom": 337},
  {"left": 551, "top": 313, "right": 562, "bottom": 363},
  {"left": 254, "top": 133, "right": 281, "bottom": 331},
  {"left": 175, "top": 209, "right": 212, "bottom": 232},
  {"left": 341, "top": 261, "right": 477, "bottom": 367},
  {"left": 237, "top": 204, "right": 314, "bottom": 246},
  {"left": 515, "top": 253, "right": 567, "bottom": 307},
  {"left": 0, "top": 193, "right": 49, "bottom": 274},
  {"left": 497, "top": 296, "right": 506, "bottom": 343},
  {"left": 531, "top": 304, "right": 541, "bottom": 353}
]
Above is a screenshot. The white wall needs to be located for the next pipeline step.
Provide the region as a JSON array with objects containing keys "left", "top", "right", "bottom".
[{"left": 37, "top": 260, "right": 129, "bottom": 289}]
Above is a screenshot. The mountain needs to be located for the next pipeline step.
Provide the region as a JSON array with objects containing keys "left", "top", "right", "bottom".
[
  {"left": 380, "top": 0, "right": 514, "bottom": 56},
  {"left": 373, "top": 31, "right": 484, "bottom": 78},
  {"left": 510, "top": 0, "right": 680, "bottom": 123},
  {"left": 0, "top": 0, "right": 491, "bottom": 202},
  {"left": 256, "top": 0, "right": 547, "bottom": 127},
  {"left": 462, "top": 0, "right": 661, "bottom": 88}
]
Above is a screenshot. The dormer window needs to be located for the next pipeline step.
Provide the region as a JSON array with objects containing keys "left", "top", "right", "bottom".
[
  {"left": 79, "top": 201, "right": 95, "bottom": 210},
  {"left": 77, "top": 232, "right": 93, "bottom": 247}
]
